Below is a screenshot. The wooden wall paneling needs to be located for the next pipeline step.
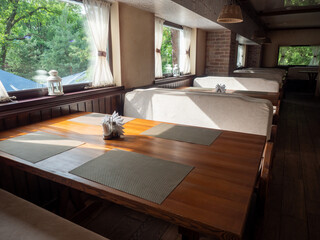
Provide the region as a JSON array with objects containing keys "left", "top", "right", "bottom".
[
  {"left": 26, "top": 173, "right": 41, "bottom": 204},
  {"left": 119, "top": 93, "right": 125, "bottom": 115},
  {"left": 69, "top": 103, "right": 78, "bottom": 113},
  {"left": 29, "top": 111, "right": 42, "bottom": 123},
  {"left": 0, "top": 119, "right": 4, "bottom": 131},
  {"left": 77, "top": 101, "right": 86, "bottom": 112},
  {"left": 99, "top": 98, "right": 106, "bottom": 114},
  {"left": 111, "top": 95, "right": 120, "bottom": 114},
  {"left": 17, "top": 112, "right": 30, "bottom": 127},
  {"left": 0, "top": 163, "right": 15, "bottom": 193},
  {"left": 41, "top": 109, "right": 52, "bottom": 121},
  {"left": 52, "top": 107, "right": 62, "bottom": 118},
  {"left": 105, "top": 97, "right": 112, "bottom": 114},
  {"left": 61, "top": 105, "right": 71, "bottom": 116},
  {"left": 85, "top": 100, "right": 93, "bottom": 112},
  {"left": 11, "top": 168, "right": 29, "bottom": 199},
  {"left": 92, "top": 99, "right": 100, "bottom": 113},
  {"left": 38, "top": 177, "right": 54, "bottom": 206},
  {"left": 4, "top": 116, "right": 18, "bottom": 129},
  {"left": 115, "top": 94, "right": 123, "bottom": 114}
]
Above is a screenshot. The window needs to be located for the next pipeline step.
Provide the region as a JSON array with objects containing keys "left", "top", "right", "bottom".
[
  {"left": 284, "top": 0, "right": 320, "bottom": 7},
  {"left": 278, "top": 45, "right": 320, "bottom": 66},
  {"left": 0, "top": 0, "right": 93, "bottom": 92},
  {"left": 161, "top": 24, "right": 184, "bottom": 76},
  {"left": 237, "top": 44, "right": 246, "bottom": 68}
]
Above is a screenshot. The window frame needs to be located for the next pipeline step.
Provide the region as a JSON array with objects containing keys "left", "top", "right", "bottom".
[
  {"left": 277, "top": 44, "right": 319, "bottom": 67},
  {"left": 1, "top": 0, "right": 113, "bottom": 101},
  {"left": 236, "top": 44, "right": 247, "bottom": 68},
  {"left": 156, "top": 21, "right": 186, "bottom": 80}
]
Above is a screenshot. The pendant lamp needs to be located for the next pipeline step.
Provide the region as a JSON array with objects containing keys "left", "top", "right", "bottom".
[{"left": 217, "top": 2, "right": 243, "bottom": 23}]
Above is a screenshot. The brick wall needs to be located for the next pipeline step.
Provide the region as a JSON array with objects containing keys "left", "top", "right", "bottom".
[
  {"left": 246, "top": 45, "right": 262, "bottom": 68},
  {"left": 205, "top": 30, "right": 237, "bottom": 76}
]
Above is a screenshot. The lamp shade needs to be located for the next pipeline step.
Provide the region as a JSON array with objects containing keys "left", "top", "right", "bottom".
[{"left": 217, "top": 4, "right": 243, "bottom": 23}]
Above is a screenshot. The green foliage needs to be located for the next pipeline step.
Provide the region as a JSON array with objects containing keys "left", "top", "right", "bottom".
[
  {"left": 284, "top": 0, "right": 320, "bottom": 7},
  {"left": 0, "top": 0, "right": 90, "bottom": 80},
  {"left": 278, "top": 46, "right": 319, "bottom": 66},
  {"left": 161, "top": 26, "right": 173, "bottom": 74}
]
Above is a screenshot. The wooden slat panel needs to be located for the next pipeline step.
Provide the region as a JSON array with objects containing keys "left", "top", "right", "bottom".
[
  {"left": 105, "top": 97, "right": 111, "bottom": 114},
  {"left": 78, "top": 101, "right": 86, "bottom": 112},
  {"left": 92, "top": 99, "right": 100, "bottom": 113},
  {"left": 0, "top": 164, "right": 15, "bottom": 193},
  {"left": 111, "top": 96, "right": 118, "bottom": 114},
  {"left": 26, "top": 173, "right": 41, "bottom": 204},
  {"left": 99, "top": 98, "right": 106, "bottom": 114},
  {"left": 12, "top": 168, "right": 29, "bottom": 199},
  {"left": 41, "top": 109, "right": 52, "bottom": 121},
  {"left": 70, "top": 103, "right": 78, "bottom": 113},
  {"left": 29, "top": 111, "right": 42, "bottom": 123},
  {"left": 52, "top": 107, "right": 62, "bottom": 118},
  {"left": 4, "top": 116, "right": 18, "bottom": 129},
  {"left": 61, "top": 105, "right": 71, "bottom": 116},
  {"left": 85, "top": 100, "right": 93, "bottom": 112},
  {"left": 0, "top": 119, "right": 4, "bottom": 131},
  {"left": 17, "top": 112, "right": 30, "bottom": 126}
]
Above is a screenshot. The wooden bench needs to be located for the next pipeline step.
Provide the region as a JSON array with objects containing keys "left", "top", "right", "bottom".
[
  {"left": 124, "top": 88, "right": 274, "bottom": 140},
  {"left": 0, "top": 188, "right": 108, "bottom": 240}
]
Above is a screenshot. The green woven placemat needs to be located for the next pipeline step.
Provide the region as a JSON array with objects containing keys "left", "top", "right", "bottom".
[
  {"left": 141, "top": 123, "right": 221, "bottom": 146},
  {"left": 70, "top": 149, "right": 193, "bottom": 204},
  {"left": 68, "top": 113, "right": 134, "bottom": 126},
  {"left": 0, "top": 131, "right": 83, "bottom": 163}
]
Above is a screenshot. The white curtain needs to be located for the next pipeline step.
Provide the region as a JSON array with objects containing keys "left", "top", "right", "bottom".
[
  {"left": 309, "top": 46, "right": 320, "bottom": 66},
  {"left": 83, "top": 0, "right": 113, "bottom": 87},
  {"left": 0, "top": 80, "right": 10, "bottom": 103},
  {"left": 182, "top": 26, "right": 192, "bottom": 74},
  {"left": 155, "top": 17, "right": 165, "bottom": 78}
]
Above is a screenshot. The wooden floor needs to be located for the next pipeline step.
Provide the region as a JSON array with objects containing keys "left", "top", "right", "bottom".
[
  {"left": 72, "top": 82, "right": 320, "bottom": 240},
  {"left": 257, "top": 84, "right": 320, "bottom": 240}
]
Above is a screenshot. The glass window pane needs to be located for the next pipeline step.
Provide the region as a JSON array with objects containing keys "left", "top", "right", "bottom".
[
  {"left": 278, "top": 46, "right": 320, "bottom": 66},
  {"left": 284, "top": 0, "right": 320, "bottom": 7},
  {"left": 0, "top": 0, "right": 92, "bottom": 92},
  {"left": 161, "top": 25, "right": 182, "bottom": 76}
]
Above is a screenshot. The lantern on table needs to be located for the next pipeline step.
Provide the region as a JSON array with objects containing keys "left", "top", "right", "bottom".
[{"left": 47, "top": 70, "right": 64, "bottom": 96}]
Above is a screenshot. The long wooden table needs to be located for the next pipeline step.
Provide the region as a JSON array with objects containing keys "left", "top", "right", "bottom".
[{"left": 0, "top": 112, "right": 266, "bottom": 240}]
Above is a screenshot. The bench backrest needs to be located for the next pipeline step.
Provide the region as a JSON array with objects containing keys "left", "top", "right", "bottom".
[
  {"left": 124, "top": 88, "right": 273, "bottom": 140},
  {"left": 234, "top": 68, "right": 286, "bottom": 76},
  {"left": 232, "top": 72, "right": 283, "bottom": 84},
  {"left": 193, "top": 76, "right": 279, "bottom": 93}
]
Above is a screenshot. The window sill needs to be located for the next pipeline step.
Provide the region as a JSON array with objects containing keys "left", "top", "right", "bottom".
[
  {"left": 154, "top": 74, "right": 195, "bottom": 85},
  {"left": 0, "top": 86, "right": 124, "bottom": 117}
]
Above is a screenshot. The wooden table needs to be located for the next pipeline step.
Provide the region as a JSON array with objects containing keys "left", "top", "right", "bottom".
[
  {"left": 0, "top": 112, "right": 266, "bottom": 240},
  {"left": 299, "top": 70, "right": 318, "bottom": 82}
]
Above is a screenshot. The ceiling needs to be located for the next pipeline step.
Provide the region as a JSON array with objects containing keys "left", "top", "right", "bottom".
[
  {"left": 246, "top": 0, "right": 320, "bottom": 29},
  {"left": 117, "top": 0, "right": 225, "bottom": 30}
]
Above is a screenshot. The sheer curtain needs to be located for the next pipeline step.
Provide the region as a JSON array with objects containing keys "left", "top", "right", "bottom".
[
  {"left": 155, "top": 17, "right": 165, "bottom": 78},
  {"left": 83, "top": 0, "right": 113, "bottom": 87},
  {"left": 182, "top": 26, "right": 192, "bottom": 74},
  {"left": 0, "top": 80, "right": 10, "bottom": 102}
]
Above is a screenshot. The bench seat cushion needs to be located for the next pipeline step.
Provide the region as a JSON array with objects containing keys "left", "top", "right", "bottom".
[{"left": 0, "top": 189, "right": 108, "bottom": 240}]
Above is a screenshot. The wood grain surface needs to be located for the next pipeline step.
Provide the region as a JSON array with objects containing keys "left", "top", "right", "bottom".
[{"left": 0, "top": 112, "right": 266, "bottom": 240}]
